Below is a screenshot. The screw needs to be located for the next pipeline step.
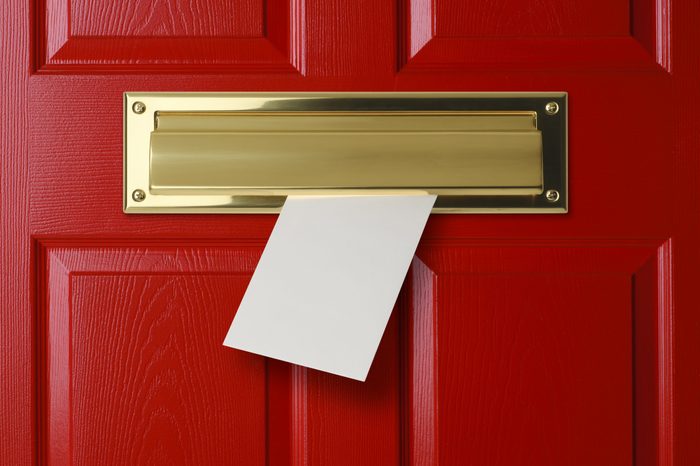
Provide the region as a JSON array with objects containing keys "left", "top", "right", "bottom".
[
  {"left": 545, "top": 101, "right": 559, "bottom": 115},
  {"left": 545, "top": 189, "right": 560, "bottom": 203},
  {"left": 132, "top": 189, "right": 146, "bottom": 202},
  {"left": 132, "top": 102, "right": 146, "bottom": 114}
]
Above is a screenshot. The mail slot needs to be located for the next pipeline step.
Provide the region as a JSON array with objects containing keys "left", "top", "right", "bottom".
[{"left": 124, "top": 93, "right": 567, "bottom": 213}]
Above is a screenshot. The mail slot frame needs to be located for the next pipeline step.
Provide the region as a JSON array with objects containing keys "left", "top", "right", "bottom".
[{"left": 124, "top": 92, "right": 567, "bottom": 213}]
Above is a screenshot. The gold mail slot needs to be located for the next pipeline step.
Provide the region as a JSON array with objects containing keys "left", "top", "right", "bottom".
[{"left": 124, "top": 93, "right": 567, "bottom": 213}]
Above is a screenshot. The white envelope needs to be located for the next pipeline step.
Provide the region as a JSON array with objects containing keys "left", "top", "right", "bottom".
[{"left": 224, "top": 194, "right": 436, "bottom": 381}]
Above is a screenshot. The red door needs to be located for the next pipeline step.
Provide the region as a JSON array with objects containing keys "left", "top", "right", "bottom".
[{"left": 2, "top": 0, "right": 697, "bottom": 464}]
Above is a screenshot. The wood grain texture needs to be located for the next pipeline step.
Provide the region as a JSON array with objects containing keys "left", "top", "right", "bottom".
[
  {"left": 36, "top": 0, "right": 303, "bottom": 72},
  {"left": 70, "top": 0, "right": 264, "bottom": 37},
  {"left": 69, "top": 275, "right": 267, "bottom": 464},
  {"left": 36, "top": 240, "right": 673, "bottom": 466},
  {"left": 436, "top": 275, "right": 631, "bottom": 465},
  {"left": 400, "top": 0, "right": 667, "bottom": 70},
  {"left": 436, "top": 0, "right": 629, "bottom": 37},
  {"left": 37, "top": 243, "right": 407, "bottom": 465},
  {"left": 407, "top": 243, "right": 672, "bottom": 466},
  {"left": 305, "top": 0, "right": 394, "bottom": 76},
  {"left": 3, "top": 0, "right": 697, "bottom": 463},
  {"left": 39, "top": 245, "right": 277, "bottom": 465},
  {"left": 0, "top": 0, "right": 31, "bottom": 464},
  {"left": 29, "top": 73, "right": 671, "bottom": 238},
  {"left": 302, "top": 315, "right": 400, "bottom": 466}
]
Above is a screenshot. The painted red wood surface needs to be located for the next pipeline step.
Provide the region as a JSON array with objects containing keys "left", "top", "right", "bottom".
[{"left": 1, "top": 0, "right": 699, "bottom": 465}]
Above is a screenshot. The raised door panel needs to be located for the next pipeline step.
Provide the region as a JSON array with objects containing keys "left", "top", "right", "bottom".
[
  {"left": 68, "top": 275, "right": 267, "bottom": 464},
  {"left": 405, "top": 242, "right": 672, "bottom": 466},
  {"left": 40, "top": 240, "right": 672, "bottom": 466},
  {"left": 37, "top": 243, "right": 400, "bottom": 466},
  {"left": 37, "top": 0, "right": 304, "bottom": 72},
  {"left": 400, "top": 0, "right": 669, "bottom": 70},
  {"left": 436, "top": 0, "right": 629, "bottom": 37},
  {"left": 70, "top": 0, "right": 264, "bottom": 36}
]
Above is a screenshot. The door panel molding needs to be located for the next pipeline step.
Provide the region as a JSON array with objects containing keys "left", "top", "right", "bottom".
[
  {"left": 34, "top": 0, "right": 306, "bottom": 74},
  {"left": 398, "top": 0, "right": 672, "bottom": 72},
  {"left": 35, "top": 240, "right": 402, "bottom": 465},
  {"left": 35, "top": 239, "right": 673, "bottom": 465},
  {"left": 403, "top": 239, "right": 673, "bottom": 466}
]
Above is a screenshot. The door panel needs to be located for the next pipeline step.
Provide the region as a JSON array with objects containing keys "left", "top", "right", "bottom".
[
  {"left": 36, "top": 241, "right": 671, "bottom": 465},
  {"left": 407, "top": 243, "right": 671, "bottom": 466},
  {"left": 3, "top": 0, "right": 699, "bottom": 465},
  {"left": 38, "top": 243, "right": 401, "bottom": 465},
  {"left": 70, "top": 0, "right": 265, "bottom": 37},
  {"left": 39, "top": 245, "right": 272, "bottom": 465},
  {"left": 400, "top": 0, "right": 668, "bottom": 70},
  {"left": 434, "top": 0, "right": 630, "bottom": 37},
  {"left": 38, "top": 0, "right": 302, "bottom": 72}
]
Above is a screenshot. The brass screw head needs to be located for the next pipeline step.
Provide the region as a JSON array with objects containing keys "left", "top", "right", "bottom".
[
  {"left": 545, "top": 189, "right": 560, "bottom": 202},
  {"left": 545, "top": 101, "right": 559, "bottom": 115},
  {"left": 132, "top": 101, "right": 146, "bottom": 114},
  {"left": 132, "top": 189, "right": 146, "bottom": 202}
]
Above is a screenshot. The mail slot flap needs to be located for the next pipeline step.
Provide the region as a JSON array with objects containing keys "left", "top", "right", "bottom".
[
  {"left": 150, "top": 111, "right": 543, "bottom": 196},
  {"left": 123, "top": 92, "right": 567, "bottom": 213}
]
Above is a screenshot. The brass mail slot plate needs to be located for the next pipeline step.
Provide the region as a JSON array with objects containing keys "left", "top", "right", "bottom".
[{"left": 124, "top": 93, "right": 567, "bottom": 213}]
